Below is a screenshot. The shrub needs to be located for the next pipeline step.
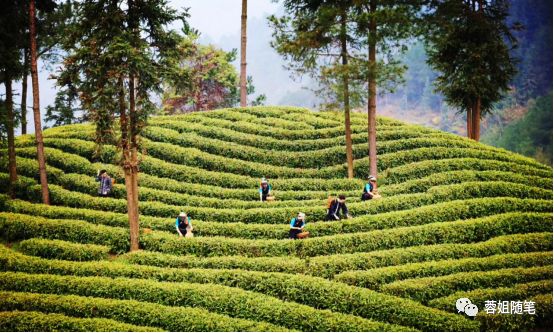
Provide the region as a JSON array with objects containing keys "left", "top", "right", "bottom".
[
  {"left": 2, "top": 198, "right": 174, "bottom": 231},
  {"left": 336, "top": 197, "right": 553, "bottom": 235},
  {"left": 428, "top": 280, "right": 553, "bottom": 311},
  {"left": 50, "top": 171, "right": 327, "bottom": 209},
  {"left": 296, "top": 212, "right": 552, "bottom": 258},
  {"left": 143, "top": 138, "right": 334, "bottom": 179},
  {"left": 17, "top": 238, "right": 110, "bottom": 261},
  {"left": 141, "top": 212, "right": 553, "bottom": 258},
  {"left": 0, "top": 173, "right": 38, "bottom": 199},
  {"left": 13, "top": 146, "right": 96, "bottom": 175},
  {"left": 383, "top": 158, "right": 552, "bottom": 184},
  {"left": 334, "top": 252, "right": 553, "bottom": 289},
  {"left": 18, "top": 178, "right": 552, "bottom": 225},
  {"left": 0, "top": 249, "right": 475, "bottom": 332},
  {"left": 0, "top": 310, "right": 161, "bottom": 332},
  {"left": 151, "top": 119, "right": 437, "bottom": 151},
  {"left": 139, "top": 172, "right": 361, "bottom": 200},
  {"left": 2, "top": 210, "right": 551, "bottom": 258},
  {"left": 27, "top": 174, "right": 552, "bottom": 239},
  {"left": 9, "top": 144, "right": 363, "bottom": 191},
  {"left": 306, "top": 232, "right": 552, "bottom": 278},
  {"left": 475, "top": 293, "right": 552, "bottom": 332},
  {"left": 85, "top": 233, "right": 554, "bottom": 277},
  {"left": 0, "top": 213, "right": 130, "bottom": 253},
  {"left": 4, "top": 156, "right": 357, "bottom": 201},
  {"left": 142, "top": 126, "right": 489, "bottom": 169},
  {"left": 0, "top": 271, "right": 409, "bottom": 332},
  {"left": 178, "top": 114, "right": 358, "bottom": 140},
  {"left": 381, "top": 170, "right": 553, "bottom": 195},
  {"left": 374, "top": 146, "right": 548, "bottom": 171},
  {"left": 0, "top": 291, "right": 288, "bottom": 332},
  {"left": 380, "top": 266, "right": 553, "bottom": 303},
  {"left": 117, "top": 251, "right": 306, "bottom": 274},
  {"left": 2, "top": 197, "right": 292, "bottom": 239}
]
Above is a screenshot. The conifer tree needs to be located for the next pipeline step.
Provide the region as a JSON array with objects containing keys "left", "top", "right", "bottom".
[
  {"left": 425, "top": 0, "right": 517, "bottom": 141},
  {"left": 58, "top": 0, "right": 185, "bottom": 251}
]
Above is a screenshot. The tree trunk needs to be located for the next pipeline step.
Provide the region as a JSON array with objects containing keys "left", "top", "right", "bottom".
[
  {"left": 5, "top": 78, "right": 18, "bottom": 198},
  {"left": 126, "top": 74, "right": 140, "bottom": 252},
  {"left": 129, "top": 148, "right": 140, "bottom": 251},
  {"left": 29, "top": 0, "right": 50, "bottom": 205},
  {"left": 367, "top": 0, "right": 378, "bottom": 179},
  {"left": 21, "top": 48, "right": 29, "bottom": 135},
  {"left": 239, "top": 0, "right": 247, "bottom": 107},
  {"left": 124, "top": 164, "right": 140, "bottom": 252},
  {"left": 340, "top": 13, "right": 354, "bottom": 179},
  {"left": 473, "top": 96, "right": 481, "bottom": 141},
  {"left": 466, "top": 107, "right": 473, "bottom": 139}
]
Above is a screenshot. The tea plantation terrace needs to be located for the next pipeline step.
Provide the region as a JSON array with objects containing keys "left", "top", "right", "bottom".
[{"left": 0, "top": 106, "right": 552, "bottom": 331}]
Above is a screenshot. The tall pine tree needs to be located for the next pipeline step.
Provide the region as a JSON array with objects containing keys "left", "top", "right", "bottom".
[
  {"left": 58, "top": 0, "right": 184, "bottom": 251},
  {"left": 270, "top": 0, "right": 359, "bottom": 178},
  {"left": 351, "top": 0, "right": 420, "bottom": 179},
  {"left": 425, "top": 0, "right": 517, "bottom": 141}
]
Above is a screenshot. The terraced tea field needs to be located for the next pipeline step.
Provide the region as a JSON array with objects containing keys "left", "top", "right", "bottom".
[{"left": 0, "top": 106, "right": 552, "bottom": 331}]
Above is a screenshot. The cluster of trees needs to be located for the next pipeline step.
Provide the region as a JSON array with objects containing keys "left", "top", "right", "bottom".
[
  {"left": 483, "top": 93, "right": 553, "bottom": 165},
  {"left": 270, "top": 0, "right": 518, "bottom": 178},
  {"left": 1, "top": 0, "right": 58, "bottom": 203},
  {"left": 161, "top": 33, "right": 265, "bottom": 114},
  {"left": 0, "top": 0, "right": 188, "bottom": 251}
]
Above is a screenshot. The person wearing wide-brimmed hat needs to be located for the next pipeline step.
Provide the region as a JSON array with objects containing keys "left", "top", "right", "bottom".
[
  {"left": 175, "top": 212, "right": 193, "bottom": 237},
  {"left": 259, "top": 177, "right": 273, "bottom": 201},
  {"left": 289, "top": 212, "right": 306, "bottom": 239},
  {"left": 362, "top": 175, "right": 377, "bottom": 201}
]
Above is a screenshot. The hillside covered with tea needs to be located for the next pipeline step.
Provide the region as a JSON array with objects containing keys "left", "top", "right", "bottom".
[{"left": 0, "top": 106, "right": 552, "bottom": 331}]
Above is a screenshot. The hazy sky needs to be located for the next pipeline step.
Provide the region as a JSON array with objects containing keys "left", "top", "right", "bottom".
[{"left": 170, "top": 0, "right": 280, "bottom": 41}]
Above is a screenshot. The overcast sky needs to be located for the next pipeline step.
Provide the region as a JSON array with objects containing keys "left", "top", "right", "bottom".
[
  {"left": 9, "top": 0, "right": 282, "bottom": 135},
  {"left": 170, "top": 0, "right": 280, "bottom": 41}
]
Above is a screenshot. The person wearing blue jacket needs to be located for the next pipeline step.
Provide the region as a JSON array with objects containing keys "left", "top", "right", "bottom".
[
  {"left": 259, "top": 178, "right": 272, "bottom": 201},
  {"left": 175, "top": 212, "right": 193, "bottom": 237},
  {"left": 362, "top": 175, "right": 377, "bottom": 201},
  {"left": 289, "top": 212, "right": 306, "bottom": 239}
]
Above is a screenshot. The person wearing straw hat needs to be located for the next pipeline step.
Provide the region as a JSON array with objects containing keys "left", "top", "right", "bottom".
[
  {"left": 259, "top": 177, "right": 273, "bottom": 202},
  {"left": 175, "top": 212, "right": 193, "bottom": 237},
  {"left": 362, "top": 175, "right": 378, "bottom": 201},
  {"left": 289, "top": 212, "right": 307, "bottom": 239}
]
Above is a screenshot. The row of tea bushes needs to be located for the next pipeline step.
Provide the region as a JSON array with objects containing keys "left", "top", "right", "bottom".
[
  {"left": 3, "top": 156, "right": 358, "bottom": 202},
  {"left": 7, "top": 193, "right": 550, "bottom": 241},
  {"left": 0, "top": 291, "right": 288, "bottom": 332},
  {"left": 380, "top": 170, "right": 552, "bottom": 196},
  {"left": 334, "top": 252, "right": 553, "bottom": 289},
  {"left": 141, "top": 212, "right": 552, "bottom": 258},
  {"left": 0, "top": 310, "right": 161, "bottom": 332},
  {"left": 16, "top": 238, "right": 110, "bottom": 262},
  {"left": 118, "top": 232, "right": 553, "bottom": 277},
  {"left": 428, "top": 280, "right": 552, "bottom": 312},
  {"left": 380, "top": 266, "right": 553, "bottom": 303},
  {"left": 10, "top": 146, "right": 363, "bottom": 190},
  {"left": 16, "top": 178, "right": 551, "bottom": 226},
  {"left": 2, "top": 210, "right": 550, "bottom": 258},
  {"left": 0, "top": 271, "right": 409, "bottom": 332},
  {"left": 383, "top": 157, "right": 552, "bottom": 185},
  {"left": 0, "top": 249, "right": 475, "bottom": 332}
]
